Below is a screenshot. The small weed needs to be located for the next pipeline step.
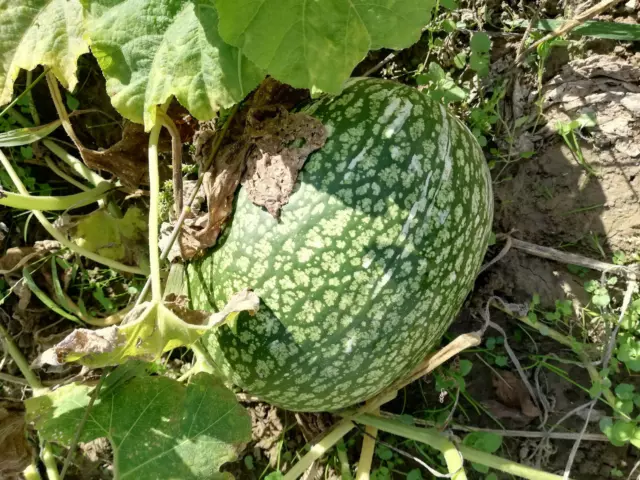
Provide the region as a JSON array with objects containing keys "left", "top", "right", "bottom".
[{"left": 555, "top": 112, "right": 598, "bottom": 175}]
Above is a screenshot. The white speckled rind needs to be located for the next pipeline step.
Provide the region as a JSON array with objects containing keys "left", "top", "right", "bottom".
[{"left": 187, "top": 78, "right": 493, "bottom": 411}]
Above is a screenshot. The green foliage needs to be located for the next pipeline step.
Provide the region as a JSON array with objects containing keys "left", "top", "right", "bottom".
[
  {"left": 0, "top": 120, "right": 61, "bottom": 147},
  {"left": 0, "top": 0, "right": 89, "bottom": 106},
  {"left": 82, "top": 0, "right": 264, "bottom": 129},
  {"left": 617, "top": 333, "right": 640, "bottom": 372},
  {"left": 406, "top": 469, "right": 423, "bottom": 480},
  {"left": 26, "top": 372, "right": 252, "bottom": 479},
  {"left": 469, "top": 32, "right": 491, "bottom": 77},
  {"left": 417, "top": 62, "right": 468, "bottom": 104},
  {"left": 584, "top": 279, "right": 611, "bottom": 307},
  {"left": 510, "top": 18, "right": 640, "bottom": 41},
  {"left": 555, "top": 113, "right": 598, "bottom": 175},
  {"left": 599, "top": 417, "right": 640, "bottom": 448},
  {"left": 216, "top": 0, "right": 436, "bottom": 94},
  {"left": 65, "top": 91, "right": 80, "bottom": 110}
]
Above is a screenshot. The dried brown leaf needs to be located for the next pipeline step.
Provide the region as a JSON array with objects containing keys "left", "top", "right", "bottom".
[
  {"left": 79, "top": 122, "right": 171, "bottom": 188},
  {"left": 243, "top": 106, "right": 327, "bottom": 218},
  {"left": 174, "top": 77, "right": 320, "bottom": 259},
  {"left": 0, "top": 241, "right": 60, "bottom": 276},
  {"left": 0, "top": 408, "right": 33, "bottom": 478},
  {"left": 492, "top": 370, "right": 541, "bottom": 418}
]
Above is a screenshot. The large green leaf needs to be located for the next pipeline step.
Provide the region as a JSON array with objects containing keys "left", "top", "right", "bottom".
[
  {"left": 82, "top": 0, "right": 264, "bottom": 129},
  {"left": 0, "top": 1, "right": 89, "bottom": 106},
  {"left": 215, "top": 0, "right": 435, "bottom": 93},
  {"left": 26, "top": 373, "right": 251, "bottom": 479}
]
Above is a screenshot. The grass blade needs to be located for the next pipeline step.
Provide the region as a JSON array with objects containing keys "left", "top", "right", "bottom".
[
  {"left": 0, "top": 120, "right": 61, "bottom": 147},
  {"left": 524, "top": 18, "right": 640, "bottom": 41},
  {"left": 22, "top": 267, "right": 82, "bottom": 325}
]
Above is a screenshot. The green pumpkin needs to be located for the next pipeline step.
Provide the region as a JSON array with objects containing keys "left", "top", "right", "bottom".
[{"left": 187, "top": 78, "right": 493, "bottom": 411}]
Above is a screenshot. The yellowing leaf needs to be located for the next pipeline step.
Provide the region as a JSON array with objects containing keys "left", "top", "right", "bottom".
[
  {"left": 0, "top": 1, "right": 88, "bottom": 106},
  {"left": 41, "top": 289, "right": 259, "bottom": 368},
  {"left": 73, "top": 207, "right": 147, "bottom": 263},
  {"left": 82, "top": 0, "right": 264, "bottom": 129}
]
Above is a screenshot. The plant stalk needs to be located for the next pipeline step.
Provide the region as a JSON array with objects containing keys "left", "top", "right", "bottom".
[
  {"left": 0, "top": 322, "right": 42, "bottom": 390},
  {"left": 283, "top": 419, "right": 356, "bottom": 480},
  {"left": 494, "top": 303, "right": 619, "bottom": 410},
  {"left": 44, "top": 157, "right": 91, "bottom": 191},
  {"left": 356, "top": 414, "right": 568, "bottom": 480},
  {"left": 46, "top": 73, "right": 83, "bottom": 150},
  {"left": 0, "top": 182, "right": 111, "bottom": 210},
  {"left": 147, "top": 123, "right": 163, "bottom": 301},
  {"left": 336, "top": 439, "right": 353, "bottom": 480},
  {"left": 6, "top": 106, "right": 108, "bottom": 187},
  {"left": 355, "top": 409, "right": 378, "bottom": 480},
  {"left": 134, "top": 105, "right": 238, "bottom": 306},
  {"left": 41, "top": 139, "right": 108, "bottom": 187},
  {"left": 0, "top": 68, "right": 48, "bottom": 119},
  {"left": 23, "top": 462, "right": 43, "bottom": 480},
  {"left": 0, "top": 150, "right": 146, "bottom": 275},
  {"left": 42, "top": 443, "right": 61, "bottom": 480}
]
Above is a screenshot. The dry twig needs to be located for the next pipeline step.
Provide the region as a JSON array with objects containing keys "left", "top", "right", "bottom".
[{"left": 515, "top": 0, "right": 624, "bottom": 64}]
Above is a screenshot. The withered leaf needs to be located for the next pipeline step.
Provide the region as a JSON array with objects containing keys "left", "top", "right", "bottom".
[
  {"left": 175, "top": 78, "right": 322, "bottom": 260},
  {"left": 492, "top": 370, "right": 541, "bottom": 418},
  {"left": 78, "top": 122, "right": 171, "bottom": 188},
  {"left": 0, "top": 408, "right": 33, "bottom": 478},
  {"left": 242, "top": 106, "right": 327, "bottom": 218},
  {"left": 40, "top": 289, "right": 259, "bottom": 368}
]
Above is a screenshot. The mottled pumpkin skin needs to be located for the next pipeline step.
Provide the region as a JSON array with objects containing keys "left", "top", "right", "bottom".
[{"left": 187, "top": 78, "right": 493, "bottom": 411}]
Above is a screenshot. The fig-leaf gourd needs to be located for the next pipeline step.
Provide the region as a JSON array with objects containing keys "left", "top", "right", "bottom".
[{"left": 187, "top": 78, "right": 493, "bottom": 411}]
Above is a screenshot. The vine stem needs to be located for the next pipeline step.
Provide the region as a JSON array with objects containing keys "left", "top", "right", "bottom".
[
  {"left": 492, "top": 302, "right": 620, "bottom": 411},
  {"left": 25, "top": 70, "right": 41, "bottom": 126},
  {"left": 135, "top": 105, "right": 238, "bottom": 306},
  {"left": 7, "top": 105, "right": 108, "bottom": 187},
  {"left": 42, "top": 442, "right": 61, "bottom": 480},
  {"left": 443, "top": 445, "right": 467, "bottom": 480},
  {"left": 0, "top": 182, "right": 111, "bottom": 210},
  {"left": 356, "top": 414, "right": 567, "bottom": 480},
  {"left": 46, "top": 72, "right": 84, "bottom": 151},
  {"left": 148, "top": 123, "right": 163, "bottom": 301},
  {"left": 41, "top": 139, "right": 107, "bottom": 187},
  {"left": 44, "top": 157, "right": 91, "bottom": 191},
  {"left": 282, "top": 419, "right": 356, "bottom": 480},
  {"left": 0, "top": 322, "right": 42, "bottom": 390},
  {"left": 355, "top": 409, "right": 378, "bottom": 480},
  {"left": 336, "top": 439, "right": 353, "bottom": 480},
  {"left": 23, "top": 462, "right": 42, "bottom": 480},
  {"left": 509, "top": 238, "right": 635, "bottom": 276},
  {"left": 0, "top": 149, "right": 146, "bottom": 275},
  {"left": 0, "top": 68, "right": 48, "bottom": 119},
  {"left": 59, "top": 372, "right": 107, "bottom": 480},
  {"left": 156, "top": 111, "right": 183, "bottom": 217},
  {"left": 514, "top": 0, "right": 624, "bottom": 64}
]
